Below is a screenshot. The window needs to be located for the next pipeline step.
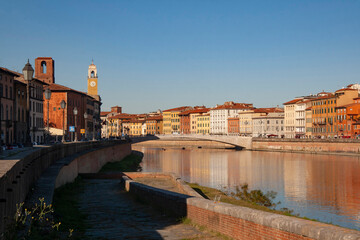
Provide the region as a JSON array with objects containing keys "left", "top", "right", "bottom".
[{"left": 41, "top": 61, "right": 47, "bottom": 73}]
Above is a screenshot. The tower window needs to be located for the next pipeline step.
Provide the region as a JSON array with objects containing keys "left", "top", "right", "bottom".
[
  {"left": 41, "top": 61, "right": 47, "bottom": 74},
  {"left": 91, "top": 71, "right": 95, "bottom": 78}
]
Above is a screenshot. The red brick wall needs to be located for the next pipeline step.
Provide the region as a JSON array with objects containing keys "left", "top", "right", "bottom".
[
  {"left": 35, "top": 57, "right": 55, "bottom": 84},
  {"left": 180, "top": 115, "right": 191, "bottom": 134},
  {"left": 123, "top": 175, "right": 360, "bottom": 240},
  {"left": 187, "top": 205, "right": 312, "bottom": 240}
]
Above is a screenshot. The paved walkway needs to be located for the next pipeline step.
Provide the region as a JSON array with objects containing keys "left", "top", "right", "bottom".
[{"left": 79, "top": 179, "right": 223, "bottom": 240}]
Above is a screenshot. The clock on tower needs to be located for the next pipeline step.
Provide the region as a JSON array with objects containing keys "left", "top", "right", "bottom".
[{"left": 87, "top": 60, "right": 98, "bottom": 96}]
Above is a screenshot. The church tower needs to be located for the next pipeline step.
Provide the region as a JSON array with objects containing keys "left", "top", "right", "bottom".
[
  {"left": 87, "top": 60, "right": 98, "bottom": 96},
  {"left": 35, "top": 57, "right": 55, "bottom": 84}
]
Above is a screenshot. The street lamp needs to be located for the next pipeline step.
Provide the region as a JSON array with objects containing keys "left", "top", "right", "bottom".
[
  {"left": 44, "top": 88, "right": 51, "bottom": 144},
  {"left": 23, "top": 60, "right": 34, "bottom": 147},
  {"left": 60, "top": 100, "right": 66, "bottom": 142},
  {"left": 73, "top": 107, "right": 78, "bottom": 142},
  {"left": 84, "top": 112, "right": 88, "bottom": 140}
]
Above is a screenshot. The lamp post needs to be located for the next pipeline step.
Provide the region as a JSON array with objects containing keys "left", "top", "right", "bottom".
[
  {"left": 23, "top": 60, "right": 34, "bottom": 147},
  {"left": 73, "top": 107, "right": 78, "bottom": 142},
  {"left": 44, "top": 88, "right": 51, "bottom": 144},
  {"left": 60, "top": 100, "right": 66, "bottom": 142},
  {"left": 84, "top": 112, "right": 88, "bottom": 140}
]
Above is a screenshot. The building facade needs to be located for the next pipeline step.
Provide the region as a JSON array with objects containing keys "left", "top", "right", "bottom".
[{"left": 210, "top": 101, "right": 253, "bottom": 135}]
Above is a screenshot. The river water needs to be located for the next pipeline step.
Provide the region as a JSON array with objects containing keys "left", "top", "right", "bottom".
[{"left": 133, "top": 146, "right": 360, "bottom": 231}]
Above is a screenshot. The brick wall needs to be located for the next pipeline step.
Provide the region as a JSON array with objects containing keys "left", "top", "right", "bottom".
[{"left": 122, "top": 176, "right": 360, "bottom": 240}]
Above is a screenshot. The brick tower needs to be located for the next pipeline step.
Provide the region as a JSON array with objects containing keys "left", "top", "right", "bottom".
[{"left": 35, "top": 57, "right": 55, "bottom": 84}]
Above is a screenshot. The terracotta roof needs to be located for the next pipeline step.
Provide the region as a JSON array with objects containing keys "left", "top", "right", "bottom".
[
  {"left": 100, "top": 111, "right": 111, "bottom": 116},
  {"left": 179, "top": 108, "right": 210, "bottom": 116},
  {"left": 146, "top": 116, "right": 163, "bottom": 121},
  {"left": 163, "top": 106, "right": 191, "bottom": 112},
  {"left": 228, "top": 117, "right": 239, "bottom": 120},
  {"left": 317, "top": 91, "right": 331, "bottom": 95},
  {"left": 0, "top": 67, "right": 48, "bottom": 85},
  {"left": 283, "top": 99, "right": 302, "bottom": 105},
  {"left": 336, "top": 103, "right": 359, "bottom": 108},
  {"left": 335, "top": 88, "right": 357, "bottom": 92},
  {"left": 49, "top": 83, "right": 97, "bottom": 100},
  {"left": 0, "top": 67, "right": 21, "bottom": 76},
  {"left": 108, "top": 113, "right": 136, "bottom": 120},
  {"left": 310, "top": 94, "right": 335, "bottom": 101},
  {"left": 253, "top": 108, "right": 284, "bottom": 113},
  {"left": 305, "top": 107, "right": 312, "bottom": 110},
  {"left": 212, "top": 102, "right": 253, "bottom": 110}
]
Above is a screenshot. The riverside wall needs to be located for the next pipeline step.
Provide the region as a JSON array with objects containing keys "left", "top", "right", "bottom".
[
  {"left": 252, "top": 138, "right": 360, "bottom": 154},
  {"left": 122, "top": 176, "right": 360, "bottom": 240},
  {"left": 0, "top": 140, "right": 131, "bottom": 234},
  {"left": 133, "top": 139, "right": 236, "bottom": 149}
]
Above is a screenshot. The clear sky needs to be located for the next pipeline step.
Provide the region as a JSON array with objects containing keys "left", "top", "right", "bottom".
[{"left": 1, "top": 0, "right": 359, "bottom": 113}]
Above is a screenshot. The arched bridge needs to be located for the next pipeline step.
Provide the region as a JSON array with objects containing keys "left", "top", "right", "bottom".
[{"left": 156, "top": 135, "right": 253, "bottom": 149}]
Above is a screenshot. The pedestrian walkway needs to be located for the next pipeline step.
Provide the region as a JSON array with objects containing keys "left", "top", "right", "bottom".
[{"left": 79, "top": 179, "right": 224, "bottom": 240}]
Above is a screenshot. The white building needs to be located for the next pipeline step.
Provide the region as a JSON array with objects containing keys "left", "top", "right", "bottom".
[
  {"left": 252, "top": 112, "right": 284, "bottom": 138},
  {"left": 210, "top": 101, "right": 253, "bottom": 135},
  {"left": 284, "top": 96, "right": 317, "bottom": 138}
]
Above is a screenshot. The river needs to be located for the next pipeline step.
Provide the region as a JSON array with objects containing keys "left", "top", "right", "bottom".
[{"left": 132, "top": 146, "right": 360, "bottom": 231}]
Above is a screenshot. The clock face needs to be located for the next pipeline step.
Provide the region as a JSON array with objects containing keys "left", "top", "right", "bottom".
[{"left": 90, "top": 81, "right": 96, "bottom": 87}]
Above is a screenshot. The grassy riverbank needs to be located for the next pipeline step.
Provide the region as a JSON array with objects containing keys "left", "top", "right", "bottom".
[
  {"left": 187, "top": 182, "right": 297, "bottom": 216},
  {"left": 99, "top": 151, "right": 143, "bottom": 172}
]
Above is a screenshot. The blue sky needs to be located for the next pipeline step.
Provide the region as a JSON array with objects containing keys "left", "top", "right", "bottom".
[{"left": 1, "top": 0, "right": 359, "bottom": 113}]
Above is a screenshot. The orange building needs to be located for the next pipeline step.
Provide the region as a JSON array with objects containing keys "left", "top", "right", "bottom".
[
  {"left": 228, "top": 117, "right": 240, "bottom": 135},
  {"left": 311, "top": 89, "right": 358, "bottom": 138},
  {"left": 336, "top": 97, "right": 360, "bottom": 138},
  {"left": 179, "top": 108, "right": 209, "bottom": 134},
  {"left": 163, "top": 106, "right": 191, "bottom": 134}
]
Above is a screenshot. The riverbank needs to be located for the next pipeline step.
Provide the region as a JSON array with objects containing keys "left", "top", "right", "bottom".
[{"left": 133, "top": 139, "right": 237, "bottom": 149}]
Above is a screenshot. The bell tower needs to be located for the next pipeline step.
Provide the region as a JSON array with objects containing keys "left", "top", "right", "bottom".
[
  {"left": 35, "top": 57, "right": 55, "bottom": 84},
  {"left": 87, "top": 60, "right": 98, "bottom": 96}
]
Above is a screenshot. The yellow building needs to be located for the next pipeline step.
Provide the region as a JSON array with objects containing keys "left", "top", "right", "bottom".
[
  {"left": 146, "top": 116, "right": 163, "bottom": 135},
  {"left": 107, "top": 113, "right": 134, "bottom": 137},
  {"left": 163, "top": 106, "right": 191, "bottom": 134},
  {"left": 305, "top": 106, "right": 313, "bottom": 138},
  {"left": 107, "top": 116, "right": 122, "bottom": 137},
  {"left": 196, "top": 113, "right": 210, "bottom": 134},
  {"left": 129, "top": 119, "right": 144, "bottom": 136}
]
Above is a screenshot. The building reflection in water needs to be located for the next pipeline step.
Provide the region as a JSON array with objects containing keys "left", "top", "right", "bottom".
[{"left": 134, "top": 146, "right": 360, "bottom": 230}]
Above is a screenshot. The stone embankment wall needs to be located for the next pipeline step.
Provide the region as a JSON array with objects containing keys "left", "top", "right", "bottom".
[
  {"left": 253, "top": 138, "right": 360, "bottom": 154},
  {"left": 0, "top": 140, "right": 131, "bottom": 234},
  {"left": 122, "top": 176, "right": 360, "bottom": 240},
  {"left": 133, "top": 140, "right": 236, "bottom": 149}
]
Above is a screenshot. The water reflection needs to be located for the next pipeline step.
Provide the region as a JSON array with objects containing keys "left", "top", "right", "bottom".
[{"left": 133, "top": 146, "right": 360, "bottom": 230}]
